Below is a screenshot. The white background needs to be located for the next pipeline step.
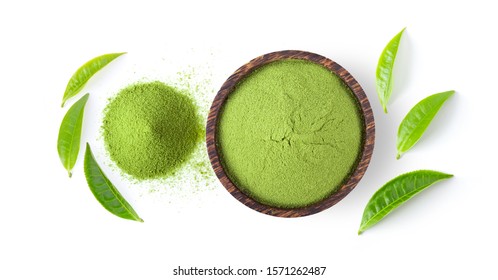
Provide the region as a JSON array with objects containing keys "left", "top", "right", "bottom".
[{"left": 1, "top": 0, "right": 496, "bottom": 279}]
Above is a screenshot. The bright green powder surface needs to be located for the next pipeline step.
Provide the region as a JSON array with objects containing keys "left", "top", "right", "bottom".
[
  {"left": 218, "top": 59, "right": 364, "bottom": 208},
  {"left": 103, "top": 81, "right": 203, "bottom": 180}
]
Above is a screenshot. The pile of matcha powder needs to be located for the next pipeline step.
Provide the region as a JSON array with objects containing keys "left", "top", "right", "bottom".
[
  {"left": 217, "top": 59, "right": 364, "bottom": 208},
  {"left": 103, "top": 81, "right": 203, "bottom": 180}
]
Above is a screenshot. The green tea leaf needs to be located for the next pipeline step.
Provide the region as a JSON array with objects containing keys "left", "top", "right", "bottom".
[
  {"left": 396, "top": 90, "right": 454, "bottom": 159},
  {"left": 376, "top": 27, "right": 405, "bottom": 113},
  {"left": 61, "top": 52, "right": 126, "bottom": 107},
  {"left": 57, "top": 93, "right": 90, "bottom": 177},
  {"left": 84, "top": 143, "right": 143, "bottom": 222},
  {"left": 358, "top": 170, "right": 453, "bottom": 234}
]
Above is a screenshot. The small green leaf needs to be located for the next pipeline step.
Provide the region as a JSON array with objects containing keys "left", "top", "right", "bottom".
[
  {"left": 84, "top": 143, "right": 143, "bottom": 222},
  {"left": 376, "top": 27, "right": 405, "bottom": 113},
  {"left": 358, "top": 170, "right": 453, "bottom": 234},
  {"left": 57, "top": 93, "right": 90, "bottom": 177},
  {"left": 61, "top": 52, "right": 126, "bottom": 107},
  {"left": 396, "top": 90, "right": 454, "bottom": 159}
]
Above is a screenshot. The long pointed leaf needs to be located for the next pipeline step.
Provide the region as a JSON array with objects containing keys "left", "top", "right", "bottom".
[
  {"left": 376, "top": 28, "right": 405, "bottom": 113},
  {"left": 397, "top": 90, "right": 454, "bottom": 159},
  {"left": 57, "top": 93, "right": 89, "bottom": 177},
  {"left": 84, "top": 143, "right": 143, "bottom": 222},
  {"left": 61, "top": 52, "right": 126, "bottom": 107},
  {"left": 358, "top": 170, "right": 453, "bottom": 234}
]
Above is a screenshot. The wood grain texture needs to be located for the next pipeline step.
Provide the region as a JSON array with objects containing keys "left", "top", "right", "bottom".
[{"left": 206, "top": 50, "right": 375, "bottom": 217}]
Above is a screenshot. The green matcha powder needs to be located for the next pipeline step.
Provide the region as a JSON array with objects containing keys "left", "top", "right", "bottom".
[
  {"left": 103, "top": 81, "right": 203, "bottom": 180},
  {"left": 218, "top": 59, "right": 364, "bottom": 208}
]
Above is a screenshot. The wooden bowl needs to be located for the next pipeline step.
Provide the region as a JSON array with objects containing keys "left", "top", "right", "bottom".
[{"left": 206, "top": 50, "right": 375, "bottom": 217}]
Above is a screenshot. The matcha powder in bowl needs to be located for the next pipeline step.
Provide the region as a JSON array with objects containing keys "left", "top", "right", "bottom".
[
  {"left": 207, "top": 50, "right": 375, "bottom": 217},
  {"left": 103, "top": 81, "right": 204, "bottom": 180}
]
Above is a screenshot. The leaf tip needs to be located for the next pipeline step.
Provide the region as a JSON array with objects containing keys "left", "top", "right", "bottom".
[
  {"left": 383, "top": 105, "right": 388, "bottom": 114},
  {"left": 396, "top": 153, "right": 401, "bottom": 160},
  {"left": 68, "top": 171, "right": 72, "bottom": 178}
]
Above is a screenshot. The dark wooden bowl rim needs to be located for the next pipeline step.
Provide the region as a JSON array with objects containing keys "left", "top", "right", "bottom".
[{"left": 206, "top": 50, "right": 375, "bottom": 217}]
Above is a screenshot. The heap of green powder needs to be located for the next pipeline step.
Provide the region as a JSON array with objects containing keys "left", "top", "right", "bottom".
[
  {"left": 218, "top": 59, "right": 364, "bottom": 208},
  {"left": 103, "top": 81, "right": 203, "bottom": 180}
]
